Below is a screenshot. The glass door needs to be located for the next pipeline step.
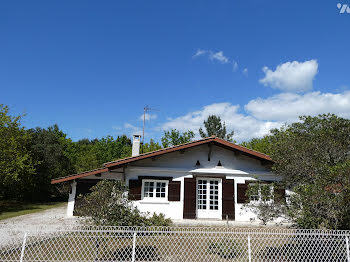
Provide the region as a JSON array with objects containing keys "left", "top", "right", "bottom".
[{"left": 197, "top": 178, "right": 222, "bottom": 219}]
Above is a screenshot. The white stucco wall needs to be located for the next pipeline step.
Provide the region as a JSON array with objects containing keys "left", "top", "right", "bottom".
[{"left": 125, "top": 168, "right": 190, "bottom": 220}]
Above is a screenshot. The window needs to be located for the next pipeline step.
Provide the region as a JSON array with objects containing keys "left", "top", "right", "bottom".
[
  {"left": 248, "top": 183, "right": 260, "bottom": 202},
  {"left": 197, "top": 179, "right": 207, "bottom": 210},
  {"left": 250, "top": 193, "right": 260, "bottom": 202},
  {"left": 248, "top": 183, "right": 273, "bottom": 202},
  {"left": 143, "top": 181, "right": 154, "bottom": 198},
  {"left": 142, "top": 180, "right": 168, "bottom": 200},
  {"left": 209, "top": 180, "right": 219, "bottom": 210}
]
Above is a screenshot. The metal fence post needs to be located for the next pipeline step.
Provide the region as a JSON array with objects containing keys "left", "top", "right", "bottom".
[
  {"left": 248, "top": 234, "right": 252, "bottom": 262},
  {"left": 131, "top": 232, "right": 137, "bottom": 262},
  {"left": 346, "top": 236, "right": 350, "bottom": 262},
  {"left": 20, "top": 232, "right": 27, "bottom": 262}
]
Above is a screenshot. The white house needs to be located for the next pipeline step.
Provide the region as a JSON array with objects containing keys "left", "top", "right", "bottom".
[{"left": 51, "top": 136, "right": 284, "bottom": 222}]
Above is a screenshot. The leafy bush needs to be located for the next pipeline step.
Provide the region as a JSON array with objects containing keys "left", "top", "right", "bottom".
[
  {"left": 108, "top": 246, "right": 159, "bottom": 261},
  {"left": 259, "top": 238, "right": 347, "bottom": 261},
  {"left": 244, "top": 182, "right": 286, "bottom": 225},
  {"left": 207, "top": 239, "right": 242, "bottom": 259},
  {"left": 74, "top": 180, "right": 172, "bottom": 226}
]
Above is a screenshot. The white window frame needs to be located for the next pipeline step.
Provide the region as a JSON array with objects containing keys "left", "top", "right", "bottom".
[
  {"left": 249, "top": 183, "right": 274, "bottom": 203},
  {"left": 141, "top": 179, "right": 169, "bottom": 202}
]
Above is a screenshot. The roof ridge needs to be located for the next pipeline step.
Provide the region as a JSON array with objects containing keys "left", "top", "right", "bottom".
[
  {"left": 213, "top": 137, "right": 271, "bottom": 158},
  {"left": 103, "top": 136, "right": 215, "bottom": 166}
]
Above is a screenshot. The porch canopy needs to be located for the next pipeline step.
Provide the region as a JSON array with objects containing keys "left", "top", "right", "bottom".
[{"left": 189, "top": 167, "right": 249, "bottom": 175}]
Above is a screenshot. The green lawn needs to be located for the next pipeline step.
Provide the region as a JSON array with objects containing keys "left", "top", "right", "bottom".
[{"left": 0, "top": 201, "right": 66, "bottom": 220}]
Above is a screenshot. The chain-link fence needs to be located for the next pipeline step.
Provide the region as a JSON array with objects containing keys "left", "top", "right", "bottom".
[{"left": 0, "top": 225, "right": 349, "bottom": 261}]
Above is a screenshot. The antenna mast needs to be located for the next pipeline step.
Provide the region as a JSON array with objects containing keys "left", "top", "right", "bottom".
[{"left": 142, "top": 105, "right": 159, "bottom": 153}]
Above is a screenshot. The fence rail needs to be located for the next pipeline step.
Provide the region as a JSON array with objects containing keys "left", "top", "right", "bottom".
[{"left": 1, "top": 225, "right": 350, "bottom": 261}]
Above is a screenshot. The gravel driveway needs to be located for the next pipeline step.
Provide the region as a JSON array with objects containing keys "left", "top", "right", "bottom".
[
  {"left": 0, "top": 204, "right": 84, "bottom": 248},
  {"left": 0, "top": 203, "right": 82, "bottom": 227}
]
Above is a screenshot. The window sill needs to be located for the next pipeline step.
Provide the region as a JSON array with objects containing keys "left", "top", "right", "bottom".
[{"left": 139, "top": 200, "right": 170, "bottom": 204}]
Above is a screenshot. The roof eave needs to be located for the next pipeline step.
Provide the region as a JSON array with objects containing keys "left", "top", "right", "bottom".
[{"left": 51, "top": 168, "right": 109, "bottom": 184}]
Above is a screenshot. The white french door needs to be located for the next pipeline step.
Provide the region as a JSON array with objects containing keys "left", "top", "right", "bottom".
[{"left": 197, "top": 178, "right": 222, "bottom": 219}]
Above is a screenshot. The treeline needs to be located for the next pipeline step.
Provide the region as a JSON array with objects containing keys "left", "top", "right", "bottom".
[
  {"left": 0, "top": 105, "right": 234, "bottom": 202},
  {"left": 0, "top": 104, "right": 139, "bottom": 201},
  {"left": 0, "top": 105, "right": 170, "bottom": 201}
]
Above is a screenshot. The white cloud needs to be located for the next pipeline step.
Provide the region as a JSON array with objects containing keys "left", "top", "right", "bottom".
[
  {"left": 193, "top": 49, "right": 229, "bottom": 64},
  {"left": 161, "top": 90, "right": 350, "bottom": 142},
  {"left": 139, "top": 113, "right": 157, "bottom": 121},
  {"left": 124, "top": 123, "right": 137, "bottom": 130},
  {"left": 124, "top": 123, "right": 142, "bottom": 134},
  {"left": 245, "top": 91, "right": 350, "bottom": 121},
  {"left": 259, "top": 60, "right": 318, "bottom": 92},
  {"left": 209, "top": 51, "right": 229, "bottom": 64},
  {"left": 193, "top": 49, "right": 206, "bottom": 58},
  {"left": 192, "top": 49, "right": 251, "bottom": 75},
  {"left": 162, "top": 103, "right": 282, "bottom": 142},
  {"left": 232, "top": 61, "right": 238, "bottom": 72}
]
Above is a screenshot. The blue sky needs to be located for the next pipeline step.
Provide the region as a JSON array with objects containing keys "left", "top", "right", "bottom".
[{"left": 1, "top": 0, "right": 350, "bottom": 142}]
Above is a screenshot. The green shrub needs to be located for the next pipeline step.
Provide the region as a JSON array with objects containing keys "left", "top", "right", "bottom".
[
  {"left": 108, "top": 246, "right": 159, "bottom": 261},
  {"left": 259, "top": 239, "right": 347, "bottom": 261},
  {"left": 74, "top": 180, "right": 172, "bottom": 226},
  {"left": 207, "top": 239, "right": 242, "bottom": 259}
]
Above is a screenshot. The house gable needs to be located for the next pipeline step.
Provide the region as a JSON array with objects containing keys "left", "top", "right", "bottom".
[
  {"left": 51, "top": 137, "right": 273, "bottom": 184},
  {"left": 129, "top": 143, "right": 271, "bottom": 173}
]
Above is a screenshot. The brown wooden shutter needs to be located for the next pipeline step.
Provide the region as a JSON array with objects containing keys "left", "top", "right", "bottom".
[
  {"left": 128, "top": 179, "right": 142, "bottom": 200},
  {"left": 183, "top": 178, "right": 196, "bottom": 219},
  {"left": 237, "top": 183, "right": 249, "bottom": 204},
  {"left": 222, "top": 179, "right": 235, "bottom": 220},
  {"left": 168, "top": 181, "right": 181, "bottom": 201}
]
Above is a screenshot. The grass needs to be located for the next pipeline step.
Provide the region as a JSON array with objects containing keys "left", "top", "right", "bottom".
[{"left": 0, "top": 200, "right": 66, "bottom": 221}]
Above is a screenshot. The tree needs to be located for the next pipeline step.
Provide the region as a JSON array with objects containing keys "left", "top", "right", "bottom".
[
  {"left": 66, "top": 135, "right": 132, "bottom": 173},
  {"left": 270, "top": 114, "right": 350, "bottom": 188},
  {"left": 240, "top": 136, "right": 274, "bottom": 155},
  {"left": 161, "top": 129, "right": 195, "bottom": 148},
  {"left": 26, "top": 124, "right": 74, "bottom": 201},
  {"left": 0, "top": 104, "right": 36, "bottom": 200},
  {"left": 94, "top": 135, "right": 132, "bottom": 165},
  {"left": 199, "top": 115, "right": 234, "bottom": 142},
  {"left": 143, "top": 139, "right": 162, "bottom": 153},
  {"left": 247, "top": 114, "right": 350, "bottom": 229},
  {"left": 66, "top": 138, "right": 100, "bottom": 173}
]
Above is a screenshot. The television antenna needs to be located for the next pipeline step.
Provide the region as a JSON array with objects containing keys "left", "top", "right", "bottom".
[{"left": 142, "top": 105, "right": 159, "bottom": 153}]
